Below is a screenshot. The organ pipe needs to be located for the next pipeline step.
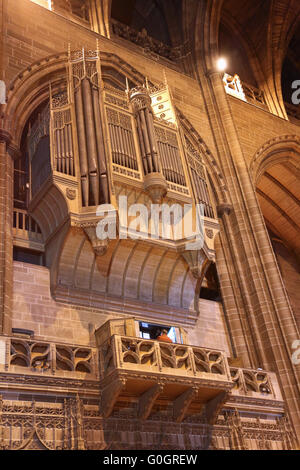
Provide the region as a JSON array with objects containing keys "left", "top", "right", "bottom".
[{"left": 129, "top": 86, "right": 159, "bottom": 176}]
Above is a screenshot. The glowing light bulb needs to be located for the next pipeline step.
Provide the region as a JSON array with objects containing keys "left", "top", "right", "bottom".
[
  {"left": 217, "top": 58, "right": 227, "bottom": 72},
  {"left": 31, "top": 0, "right": 52, "bottom": 10}
]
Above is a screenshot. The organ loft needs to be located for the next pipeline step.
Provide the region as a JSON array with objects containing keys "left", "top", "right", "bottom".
[{"left": 0, "top": 0, "right": 299, "bottom": 450}]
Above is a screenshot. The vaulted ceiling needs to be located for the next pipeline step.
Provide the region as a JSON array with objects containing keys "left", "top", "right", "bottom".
[{"left": 256, "top": 161, "right": 300, "bottom": 260}]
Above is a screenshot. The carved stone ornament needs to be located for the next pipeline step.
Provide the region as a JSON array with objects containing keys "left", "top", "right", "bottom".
[
  {"left": 66, "top": 188, "right": 76, "bottom": 200},
  {"left": 205, "top": 228, "right": 214, "bottom": 239},
  {"left": 179, "top": 248, "right": 210, "bottom": 280},
  {"left": 84, "top": 226, "right": 109, "bottom": 256},
  {"left": 143, "top": 172, "right": 168, "bottom": 204}
]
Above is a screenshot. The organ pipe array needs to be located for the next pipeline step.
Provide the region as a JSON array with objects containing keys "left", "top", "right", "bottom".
[
  {"left": 69, "top": 48, "right": 109, "bottom": 207},
  {"left": 128, "top": 86, "right": 160, "bottom": 175},
  {"left": 28, "top": 49, "right": 214, "bottom": 219},
  {"left": 106, "top": 108, "right": 138, "bottom": 171}
]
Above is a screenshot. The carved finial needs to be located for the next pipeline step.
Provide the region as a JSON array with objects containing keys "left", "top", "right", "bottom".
[
  {"left": 145, "top": 76, "right": 149, "bottom": 90},
  {"left": 68, "top": 42, "right": 71, "bottom": 59},
  {"left": 125, "top": 76, "right": 130, "bottom": 94}
]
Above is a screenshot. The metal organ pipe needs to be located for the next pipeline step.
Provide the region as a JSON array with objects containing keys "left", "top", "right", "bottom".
[
  {"left": 140, "top": 109, "right": 153, "bottom": 173},
  {"left": 64, "top": 124, "right": 70, "bottom": 175},
  {"left": 92, "top": 86, "right": 109, "bottom": 204},
  {"left": 74, "top": 84, "right": 89, "bottom": 206},
  {"left": 144, "top": 107, "right": 159, "bottom": 172},
  {"left": 60, "top": 126, "right": 66, "bottom": 174},
  {"left": 135, "top": 113, "right": 148, "bottom": 174},
  {"left": 67, "top": 124, "right": 74, "bottom": 176},
  {"left": 82, "top": 77, "right": 100, "bottom": 206},
  {"left": 129, "top": 87, "right": 161, "bottom": 176}
]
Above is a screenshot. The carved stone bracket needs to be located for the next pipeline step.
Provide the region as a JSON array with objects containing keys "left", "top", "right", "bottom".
[
  {"left": 80, "top": 210, "right": 117, "bottom": 256},
  {"left": 179, "top": 247, "right": 211, "bottom": 280},
  {"left": 83, "top": 225, "right": 109, "bottom": 256},
  {"left": 204, "top": 391, "right": 229, "bottom": 425},
  {"left": 100, "top": 378, "right": 126, "bottom": 418},
  {"left": 138, "top": 383, "right": 164, "bottom": 420},
  {"left": 143, "top": 172, "right": 168, "bottom": 204},
  {"left": 173, "top": 387, "right": 198, "bottom": 422}
]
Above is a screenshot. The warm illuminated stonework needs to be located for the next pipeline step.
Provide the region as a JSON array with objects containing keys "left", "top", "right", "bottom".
[{"left": 0, "top": 0, "right": 299, "bottom": 450}]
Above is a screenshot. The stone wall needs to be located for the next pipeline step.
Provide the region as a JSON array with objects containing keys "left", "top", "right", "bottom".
[{"left": 12, "top": 261, "right": 231, "bottom": 353}]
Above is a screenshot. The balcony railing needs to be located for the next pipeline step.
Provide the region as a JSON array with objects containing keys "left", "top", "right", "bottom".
[
  {"left": 99, "top": 335, "right": 232, "bottom": 382},
  {"left": 0, "top": 335, "right": 97, "bottom": 378},
  {"left": 223, "top": 73, "right": 268, "bottom": 111},
  {"left": 13, "top": 208, "right": 43, "bottom": 249},
  {"left": 230, "top": 367, "right": 281, "bottom": 401}
]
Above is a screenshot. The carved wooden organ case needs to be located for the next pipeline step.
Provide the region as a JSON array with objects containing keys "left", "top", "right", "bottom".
[{"left": 27, "top": 48, "right": 220, "bottom": 315}]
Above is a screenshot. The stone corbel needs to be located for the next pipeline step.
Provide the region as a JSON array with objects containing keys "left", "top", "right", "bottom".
[
  {"left": 83, "top": 225, "right": 109, "bottom": 256},
  {"left": 138, "top": 383, "right": 164, "bottom": 420},
  {"left": 82, "top": 210, "right": 116, "bottom": 256},
  {"left": 179, "top": 247, "right": 211, "bottom": 280},
  {"left": 173, "top": 387, "right": 198, "bottom": 422},
  {"left": 204, "top": 391, "right": 228, "bottom": 425},
  {"left": 100, "top": 378, "right": 126, "bottom": 418}
]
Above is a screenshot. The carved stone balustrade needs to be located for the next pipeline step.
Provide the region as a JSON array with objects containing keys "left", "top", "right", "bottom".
[
  {"left": 228, "top": 367, "right": 285, "bottom": 414},
  {"left": 96, "top": 329, "right": 233, "bottom": 422},
  {"left": 0, "top": 335, "right": 97, "bottom": 379},
  {"left": 223, "top": 73, "right": 268, "bottom": 111}
]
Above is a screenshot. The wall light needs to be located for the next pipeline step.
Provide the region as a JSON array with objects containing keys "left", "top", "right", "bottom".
[
  {"left": 31, "top": 0, "right": 52, "bottom": 10},
  {"left": 216, "top": 57, "right": 227, "bottom": 72}
]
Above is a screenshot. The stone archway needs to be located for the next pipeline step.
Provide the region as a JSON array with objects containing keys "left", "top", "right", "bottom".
[{"left": 250, "top": 135, "right": 300, "bottom": 330}]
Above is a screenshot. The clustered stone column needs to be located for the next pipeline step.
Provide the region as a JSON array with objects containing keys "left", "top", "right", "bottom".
[
  {"left": 198, "top": 65, "right": 300, "bottom": 441},
  {"left": 0, "top": 129, "right": 14, "bottom": 335},
  {"left": 88, "top": 0, "right": 111, "bottom": 38}
]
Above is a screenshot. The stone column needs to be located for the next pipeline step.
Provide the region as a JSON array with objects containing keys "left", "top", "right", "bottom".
[
  {"left": 0, "top": 130, "right": 13, "bottom": 335},
  {"left": 89, "top": 0, "right": 111, "bottom": 38},
  {"left": 197, "top": 67, "right": 300, "bottom": 440}
]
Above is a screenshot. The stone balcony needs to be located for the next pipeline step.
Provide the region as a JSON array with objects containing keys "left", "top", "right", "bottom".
[
  {"left": 95, "top": 320, "right": 233, "bottom": 422},
  {"left": 0, "top": 334, "right": 99, "bottom": 397},
  {"left": 0, "top": 322, "right": 285, "bottom": 423},
  {"left": 228, "top": 366, "right": 285, "bottom": 415},
  {"left": 13, "top": 208, "right": 44, "bottom": 252},
  {"left": 94, "top": 318, "right": 285, "bottom": 422}
]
